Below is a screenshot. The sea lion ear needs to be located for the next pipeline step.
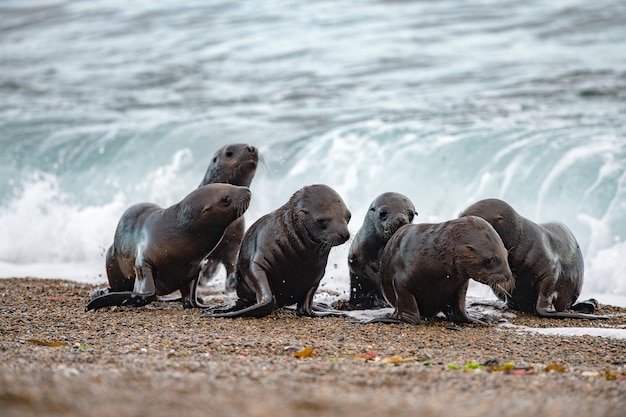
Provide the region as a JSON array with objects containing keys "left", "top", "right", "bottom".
[
  {"left": 202, "top": 205, "right": 212, "bottom": 214},
  {"left": 463, "top": 244, "right": 475, "bottom": 252},
  {"left": 496, "top": 215, "right": 505, "bottom": 224}
]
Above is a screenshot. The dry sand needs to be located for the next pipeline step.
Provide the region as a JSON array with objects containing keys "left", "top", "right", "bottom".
[{"left": 1, "top": 278, "right": 625, "bottom": 417}]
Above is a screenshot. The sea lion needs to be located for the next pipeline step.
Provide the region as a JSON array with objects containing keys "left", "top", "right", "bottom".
[
  {"left": 348, "top": 192, "right": 417, "bottom": 309},
  {"left": 86, "top": 183, "right": 251, "bottom": 311},
  {"left": 209, "top": 184, "right": 351, "bottom": 318},
  {"left": 377, "top": 216, "right": 515, "bottom": 325},
  {"left": 459, "top": 198, "right": 607, "bottom": 319},
  {"left": 198, "top": 143, "right": 259, "bottom": 291}
]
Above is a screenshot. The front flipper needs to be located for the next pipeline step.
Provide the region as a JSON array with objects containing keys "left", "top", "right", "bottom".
[
  {"left": 157, "top": 293, "right": 182, "bottom": 302},
  {"left": 363, "top": 315, "right": 406, "bottom": 324},
  {"left": 85, "top": 292, "right": 157, "bottom": 311},
  {"left": 207, "top": 297, "right": 276, "bottom": 318},
  {"left": 180, "top": 278, "right": 211, "bottom": 308},
  {"left": 86, "top": 261, "right": 158, "bottom": 311},
  {"left": 445, "top": 282, "right": 485, "bottom": 325},
  {"left": 284, "top": 302, "right": 346, "bottom": 317},
  {"left": 295, "top": 282, "right": 322, "bottom": 317},
  {"left": 208, "top": 259, "right": 276, "bottom": 317}
]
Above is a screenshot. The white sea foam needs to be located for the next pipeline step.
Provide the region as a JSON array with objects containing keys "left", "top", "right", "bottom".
[
  {"left": 1, "top": 0, "right": 625, "bottom": 312},
  {"left": 506, "top": 325, "right": 626, "bottom": 340}
]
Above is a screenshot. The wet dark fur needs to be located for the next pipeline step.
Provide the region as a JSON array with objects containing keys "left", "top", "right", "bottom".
[
  {"left": 459, "top": 198, "right": 607, "bottom": 319},
  {"left": 87, "top": 184, "right": 251, "bottom": 310},
  {"left": 378, "top": 216, "right": 514, "bottom": 325},
  {"left": 198, "top": 143, "right": 258, "bottom": 291},
  {"left": 348, "top": 192, "right": 417, "bottom": 309},
  {"left": 209, "top": 184, "right": 351, "bottom": 318}
]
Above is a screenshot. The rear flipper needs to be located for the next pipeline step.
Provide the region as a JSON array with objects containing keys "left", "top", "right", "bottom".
[
  {"left": 570, "top": 298, "right": 598, "bottom": 315},
  {"left": 85, "top": 291, "right": 157, "bottom": 311},
  {"left": 536, "top": 301, "right": 609, "bottom": 320},
  {"left": 536, "top": 310, "right": 609, "bottom": 320},
  {"left": 536, "top": 291, "right": 608, "bottom": 319}
]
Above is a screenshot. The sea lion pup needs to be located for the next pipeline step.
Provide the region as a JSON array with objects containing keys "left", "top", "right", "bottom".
[
  {"left": 209, "top": 184, "right": 351, "bottom": 318},
  {"left": 198, "top": 143, "right": 259, "bottom": 291},
  {"left": 376, "top": 217, "right": 515, "bottom": 325},
  {"left": 348, "top": 192, "right": 417, "bottom": 309},
  {"left": 86, "top": 184, "right": 251, "bottom": 311},
  {"left": 459, "top": 198, "right": 607, "bottom": 319}
]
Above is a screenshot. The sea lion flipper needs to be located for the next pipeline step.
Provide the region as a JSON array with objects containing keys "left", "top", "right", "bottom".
[
  {"left": 180, "top": 278, "right": 210, "bottom": 308},
  {"left": 295, "top": 282, "right": 321, "bottom": 317},
  {"left": 308, "top": 302, "right": 346, "bottom": 317},
  {"left": 570, "top": 299, "right": 598, "bottom": 314},
  {"left": 224, "top": 272, "right": 237, "bottom": 292},
  {"left": 85, "top": 291, "right": 157, "bottom": 311},
  {"left": 535, "top": 308, "right": 609, "bottom": 320},
  {"left": 536, "top": 291, "right": 608, "bottom": 319},
  {"left": 207, "top": 297, "right": 276, "bottom": 318},
  {"left": 157, "top": 293, "right": 183, "bottom": 302},
  {"left": 363, "top": 316, "right": 405, "bottom": 325}
]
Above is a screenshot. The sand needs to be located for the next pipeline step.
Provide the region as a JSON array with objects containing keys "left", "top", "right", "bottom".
[{"left": 1, "top": 278, "right": 625, "bottom": 417}]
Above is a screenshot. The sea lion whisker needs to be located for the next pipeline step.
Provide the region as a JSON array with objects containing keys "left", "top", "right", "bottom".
[{"left": 495, "top": 283, "right": 512, "bottom": 299}]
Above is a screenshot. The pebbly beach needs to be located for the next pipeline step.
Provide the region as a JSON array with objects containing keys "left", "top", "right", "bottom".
[{"left": 1, "top": 277, "right": 625, "bottom": 417}]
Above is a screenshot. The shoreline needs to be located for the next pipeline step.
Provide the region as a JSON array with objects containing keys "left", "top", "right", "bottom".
[{"left": 1, "top": 278, "right": 625, "bottom": 417}]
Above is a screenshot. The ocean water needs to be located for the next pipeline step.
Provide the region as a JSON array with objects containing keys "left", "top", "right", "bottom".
[{"left": 1, "top": 0, "right": 625, "bottom": 306}]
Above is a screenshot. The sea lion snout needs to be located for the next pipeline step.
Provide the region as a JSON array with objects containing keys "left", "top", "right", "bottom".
[
  {"left": 483, "top": 263, "right": 516, "bottom": 300},
  {"left": 330, "top": 219, "right": 351, "bottom": 245},
  {"left": 382, "top": 213, "right": 412, "bottom": 240}
]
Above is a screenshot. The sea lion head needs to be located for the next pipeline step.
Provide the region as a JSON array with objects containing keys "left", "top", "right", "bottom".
[
  {"left": 455, "top": 216, "right": 515, "bottom": 299},
  {"left": 292, "top": 184, "right": 351, "bottom": 247},
  {"left": 179, "top": 183, "right": 251, "bottom": 228},
  {"left": 203, "top": 143, "right": 259, "bottom": 187},
  {"left": 369, "top": 192, "right": 417, "bottom": 241},
  {"left": 459, "top": 198, "right": 521, "bottom": 250}
]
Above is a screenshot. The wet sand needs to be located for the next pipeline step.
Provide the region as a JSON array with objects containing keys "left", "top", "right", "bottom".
[{"left": 1, "top": 278, "right": 625, "bottom": 417}]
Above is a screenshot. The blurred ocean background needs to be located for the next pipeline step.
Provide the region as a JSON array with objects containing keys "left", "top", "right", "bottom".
[{"left": 1, "top": 0, "right": 625, "bottom": 306}]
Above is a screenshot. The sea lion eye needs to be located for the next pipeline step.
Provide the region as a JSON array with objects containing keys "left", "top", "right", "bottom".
[
  {"left": 484, "top": 256, "right": 498, "bottom": 266},
  {"left": 220, "top": 195, "right": 231, "bottom": 205},
  {"left": 316, "top": 217, "right": 329, "bottom": 229},
  {"left": 225, "top": 150, "right": 234, "bottom": 157},
  {"left": 213, "top": 157, "right": 218, "bottom": 163},
  {"left": 379, "top": 210, "right": 388, "bottom": 221}
]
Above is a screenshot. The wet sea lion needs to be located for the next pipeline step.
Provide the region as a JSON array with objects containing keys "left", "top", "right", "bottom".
[
  {"left": 459, "top": 198, "right": 607, "bottom": 319},
  {"left": 86, "top": 183, "right": 251, "bottom": 311},
  {"left": 377, "top": 216, "right": 515, "bottom": 325},
  {"left": 209, "top": 184, "right": 351, "bottom": 318},
  {"left": 199, "top": 143, "right": 259, "bottom": 291},
  {"left": 348, "top": 192, "right": 417, "bottom": 309}
]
